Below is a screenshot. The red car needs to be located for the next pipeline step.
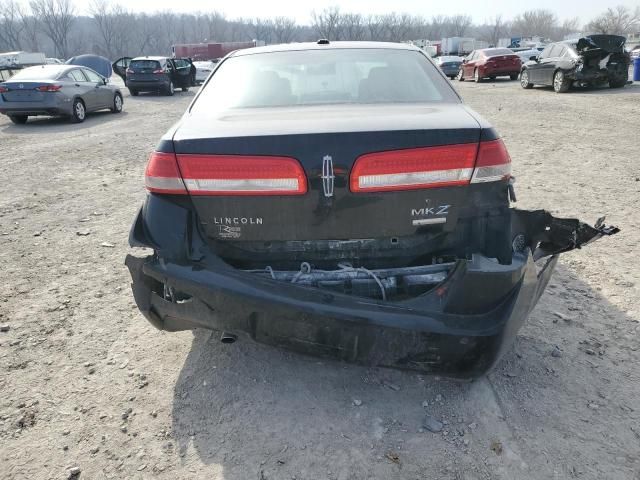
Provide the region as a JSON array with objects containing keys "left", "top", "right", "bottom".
[{"left": 456, "top": 48, "right": 522, "bottom": 82}]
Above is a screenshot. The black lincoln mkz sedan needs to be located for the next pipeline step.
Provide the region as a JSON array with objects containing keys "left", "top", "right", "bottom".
[{"left": 126, "top": 41, "right": 617, "bottom": 378}]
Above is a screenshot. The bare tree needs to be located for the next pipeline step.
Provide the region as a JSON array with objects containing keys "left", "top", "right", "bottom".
[
  {"left": 29, "top": 0, "right": 75, "bottom": 57},
  {"left": 89, "top": 0, "right": 133, "bottom": 58},
  {"left": 19, "top": 6, "right": 41, "bottom": 51},
  {"left": 311, "top": 6, "right": 343, "bottom": 40},
  {"left": 272, "top": 16, "right": 296, "bottom": 44},
  {"left": 341, "top": 13, "right": 365, "bottom": 40},
  {"left": 426, "top": 15, "right": 446, "bottom": 40},
  {"left": 587, "top": 5, "right": 640, "bottom": 35},
  {"left": 203, "top": 11, "right": 228, "bottom": 42},
  {"left": 250, "top": 17, "right": 273, "bottom": 43},
  {"left": 379, "top": 13, "right": 414, "bottom": 42},
  {"left": 556, "top": 17, "right": 580, "bottom": 39},
  {"left": 449, "top": 14, "right": 472, "bottom": 36},
  {"left": 365, "top": 14, "right": 384, "bottom": 41},
  {"left": 479, "top": 15, "right": 508, "bottom": 46},
  {"left": 0, "top": 0, "right": 25, "bottom": 50},
  {"left": 511, "top": 9, "right": 558, "bottom": 39}
]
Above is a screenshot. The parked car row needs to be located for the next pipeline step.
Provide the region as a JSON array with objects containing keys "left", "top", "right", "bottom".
[
  {"left": 125, "top": 40, "right": 618, "bottom": 377},
  {"left": 0, "top": 64, "right": 123, "bottom": 124},
  {"left": 433, "top": 35, "right": 632, "bottom": 93},
  {"left": 112, "top": 56, "right": 195, "bottom": 96},
  {"left": 0, "top": 53, "right": 203, "bottom": 124}
]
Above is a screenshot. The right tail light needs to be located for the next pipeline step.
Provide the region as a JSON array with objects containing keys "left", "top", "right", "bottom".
[{"left": 470, "top": 139, "right": 512, "bottom": 183}]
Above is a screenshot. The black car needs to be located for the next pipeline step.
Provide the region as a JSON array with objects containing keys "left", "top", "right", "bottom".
[
  {"left": 112, "top": 56, "right": 192, "bottom": 96},
  {"left": 125, "top": 41, "right": 618, "bottom": 378},
  {"left": 520, "top": 35, "right": 630, "bottom": 93}
]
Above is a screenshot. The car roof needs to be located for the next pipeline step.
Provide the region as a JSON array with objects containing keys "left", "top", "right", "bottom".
[
  {"left": 479, "top": 48, "right": 515, "bottom": 53},
  {"left": 132, "top": 56, "right": 167, "bottom": 61},
  {"left": 230, "top": 41, "right": 421, "bottom": 57},
  {"left": 20, "top": 64, "right": 73, "bottom": 75}
]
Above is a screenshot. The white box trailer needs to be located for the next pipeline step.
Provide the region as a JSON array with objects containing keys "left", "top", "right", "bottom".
[
  {"left": 441, "top": 37, "right": 474, "bottom": 55},
  {"left": 0, "top": 51, "right": 46, "bottom": 68},
  {"left": 459, "top": 40, "right": 489, "bottom": 55}
]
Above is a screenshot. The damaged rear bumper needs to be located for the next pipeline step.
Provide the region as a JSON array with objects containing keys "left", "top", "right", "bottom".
[
  {"left": 124, "top": 207, "right": 617, "bottom": 378},
  {"left": 126, "top": 250, "right": 555, "bottom": 378}
]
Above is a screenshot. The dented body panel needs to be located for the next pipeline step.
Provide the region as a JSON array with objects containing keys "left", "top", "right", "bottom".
[
  {"left": 522, "top": 34, "right": 630, "bottom": 89},
  {"left": 126, "top": 192, "right": 617, "bottom": 378}
]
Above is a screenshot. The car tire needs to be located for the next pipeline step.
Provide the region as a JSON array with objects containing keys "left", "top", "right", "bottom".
[
  {"left": 111, "top": 93, "right": 123, "bottom": 113},
  {"left": 553, "top": 70, "right": 570, "bottom": 93},
  {"left": 129, "top": 89, "right": 139, "bottom": 96},
  {"left": 520, "top": 70, "right": 534, "bottom": 89},
  {"left": 70, "top": 98, "right": 86, "bottom": 123},
  {"left": 9, "top": 115, "right": 28, "bottom": 125},
  {"left": 609, "top": 78, "right": 626, "bottom": 88},
  {"left": 456, "top": 69, "right": 464, "bottom": 82},
  {"left": 182, "top": 86, "right": 189, "bottom": 92},
  {"left": 165, "top": 81, "right": 174, "bottom": 96},
  {"left": 474, "top": 69, "right": 482, "bottom": 83},
  {"left": 509, "top": 73, "right": 518, "bottom": 80}
]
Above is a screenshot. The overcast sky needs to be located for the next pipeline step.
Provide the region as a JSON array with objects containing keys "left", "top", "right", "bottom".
[{"left": 64, "top": 0, "right": 638, "bottom": 25}]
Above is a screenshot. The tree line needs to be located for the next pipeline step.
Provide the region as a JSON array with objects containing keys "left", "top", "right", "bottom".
[{"left": 1, "top": 0, "right": 639, "bottom": 60}]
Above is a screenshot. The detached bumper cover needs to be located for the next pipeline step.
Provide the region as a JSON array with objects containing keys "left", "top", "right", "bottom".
[{"left": 125, "top": 203, "right": 618, "bottom": 378}]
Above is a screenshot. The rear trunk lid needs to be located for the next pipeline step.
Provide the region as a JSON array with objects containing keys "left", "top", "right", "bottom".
[
  {"left": 127, "top": 60, "right": 163, "bottom": 82},
  {"left": 485, "top": 55, "right": 520, "bottom": 67},
  {"left": 171, "top": 104, "right": 493, "bottom": 245},
  {"left": 578, "top": 34, "right": 626, "bottom": 54},
  {"left": 0, "top": 81, "right": 52, "bottom": 102}
]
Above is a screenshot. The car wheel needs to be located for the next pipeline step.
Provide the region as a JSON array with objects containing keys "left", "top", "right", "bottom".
[
  {"left": 129, "top": 89, "right": 139, "bottom": 96},
  {"left": 474, "top": 69, "right": 482, "bottom": 83},
  {"left": 70, "top": 98, "right": 86, "bottom": 123},
  {"left": 553, "top": 70, "right": 570, "bottom": 93},
  {"left": 609, "top": 78, "right": 626, "bottom": 88},
  {"left": 165, "top": 81, "right": 174, "bottom": 96},
  {"left": 111, "top": 93, "right": 123, "bottom": 113},
  {"left": 509, "top": 73, "right": 518, "bottom": 80},
  {"left": 182, "top": 86, "right": 189, "bottom": 92},
  {"left": 9, "top": 115, "right": 28, "bottom": 125},
  {"left": 520, "top": 70, "right": 533, "bottom": 89},
  {"left": 456, "top": 69, "right": 464, "bottom": 82}
]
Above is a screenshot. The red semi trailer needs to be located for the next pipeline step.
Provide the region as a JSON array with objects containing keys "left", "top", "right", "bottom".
[{"left": 171, "top": 41, "right": 264, "bottom": 61}]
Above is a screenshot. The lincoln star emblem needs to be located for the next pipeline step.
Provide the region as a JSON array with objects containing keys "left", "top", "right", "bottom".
[{"left": 321, "top": 155, "right": 335, "bottom": 198}]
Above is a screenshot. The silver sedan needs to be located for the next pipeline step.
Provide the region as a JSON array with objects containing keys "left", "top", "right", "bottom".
[{"left": 0, "top": 65, "right": 123, "bottom": 124}]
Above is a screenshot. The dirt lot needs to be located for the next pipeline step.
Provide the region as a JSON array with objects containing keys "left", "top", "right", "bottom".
[{"left": 1, "top": 79, "right": 639, "bottom": 480}]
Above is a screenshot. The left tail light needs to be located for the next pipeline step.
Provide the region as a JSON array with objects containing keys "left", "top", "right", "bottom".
[
  {"left": 144, "top": 152, "right": 188, "bottom": 194},
  {"left": 36, "top": 85, "right": 62, "bottom": 92},
  {"left": 0, "top": 86, "right": 8, "bottom": 93},
  {"left": 176, "top": 155, "right": 307, "bottom": 196}
]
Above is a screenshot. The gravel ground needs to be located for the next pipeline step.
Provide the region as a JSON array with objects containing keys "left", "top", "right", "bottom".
[{"left": 1, "top": 79, "right": 639, "bottom": 480}]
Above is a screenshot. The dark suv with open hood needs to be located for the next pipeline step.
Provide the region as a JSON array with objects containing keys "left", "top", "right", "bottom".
[
  {"left": 520, "top": 35, "right": 630, "bottom": 92},
  {"left": 126, "top": 41, "right": 618, "bottom": 378}
]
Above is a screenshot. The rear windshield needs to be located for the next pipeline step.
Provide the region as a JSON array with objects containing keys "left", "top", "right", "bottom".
[
  {"left": 191, "top": 48, "right": 458, "bottom": 112},
  {"left": 482, "top": 49, "right": 515, "bottom": 57},
  {"left": 9, "top": 67, "right": 62, "bottom": 80},
  {"left": 130, "top": 60, "right": 162, "bottom": 69}
]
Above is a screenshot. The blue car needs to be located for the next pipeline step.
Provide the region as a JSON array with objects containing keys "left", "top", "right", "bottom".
[{"left": 435, "top": 55, "right": 463, "bottom": 79}]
